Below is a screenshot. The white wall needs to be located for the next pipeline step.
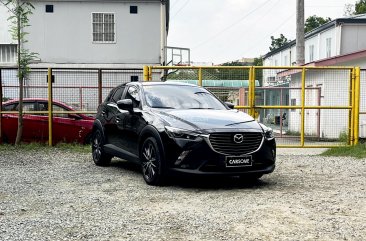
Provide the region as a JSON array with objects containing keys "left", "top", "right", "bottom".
[
  {"left": 0, "top": 5, "right": 13, "bottom": 44},
  {"left": 24, "top": 1, "right": 163, "bottom": 65},
  {"left": 341, "top": 24, "right": 366, "bottom": 55}
]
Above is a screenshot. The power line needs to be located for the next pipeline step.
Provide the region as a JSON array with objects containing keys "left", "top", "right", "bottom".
[
  {"left": 171, "top": 0, "right": 191, "bottom": 19},
  {"left": 191, "top": 0, "right": 274, "bottom": 50}
]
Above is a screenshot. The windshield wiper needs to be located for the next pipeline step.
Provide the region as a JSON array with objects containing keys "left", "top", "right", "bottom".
[
  {"left": 151, "top": 106, "right": 175, "bottom": 109},
  {"left": 188, "top": 107, "right": 215, "bottom": 109},
  {"left": 225, "top": 120, "right": 253, "bottom": 126}
]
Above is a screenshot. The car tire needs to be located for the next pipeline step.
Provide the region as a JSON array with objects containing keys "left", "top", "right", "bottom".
[
  {"left": 91, "top": 129, "right": 112, "bottom": 166},
  {"left": 140, "top": 137, "right": 166, "bottom": 186}
]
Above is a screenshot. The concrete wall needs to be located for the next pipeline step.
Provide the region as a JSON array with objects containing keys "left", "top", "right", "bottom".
[{"left": 24, "top": 1, "right": 163, "bottom": 65}]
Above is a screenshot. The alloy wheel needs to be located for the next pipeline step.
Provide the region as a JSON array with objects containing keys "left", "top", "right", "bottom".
[{"left": 142, "top": 141, "right": 158, "bottom": 182}]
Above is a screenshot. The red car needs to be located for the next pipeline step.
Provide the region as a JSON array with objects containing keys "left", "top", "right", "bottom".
[{"left": 1, "top": 98, "right": 94, "bottom": 144}]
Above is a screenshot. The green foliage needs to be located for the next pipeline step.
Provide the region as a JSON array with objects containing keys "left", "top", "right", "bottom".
[
  {"left": 305, "top": 15, "right": 332, "bottom": 33},
  {"left": 269, "top": 34, "right": 290, "bottom": 51},
  {"left": 5, "top": 0, "right": 37, "bottom": 80},
  {"left": 321, "top": 143, "right": 366, "bottom": 159},
  {"left": 355, "top": 0, "right": 366, "bottom": 14},
  {"left": 339, "top": 130, "right": 349, "bottom": 144},
  {"left": 344, "top": 1, "right": 366, "bottom": 16}
]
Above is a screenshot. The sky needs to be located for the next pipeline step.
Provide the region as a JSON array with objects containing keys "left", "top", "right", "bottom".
[{"left": 167, "top": 0, "right": 357, "bottom": 64}]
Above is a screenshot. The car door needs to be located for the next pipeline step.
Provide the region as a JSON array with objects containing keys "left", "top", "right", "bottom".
[
  {"left": 114, "top": 85, "right": 145, "bottom": 156},
  {"left": 103, "top": 86, "right": 126, "bottom": 145},
  {"left": 3, "top": 101, "right": 41, "bottom": 143}
]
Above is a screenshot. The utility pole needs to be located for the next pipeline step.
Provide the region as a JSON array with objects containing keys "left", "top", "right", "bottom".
[{"left": 296, "top": 0, "right": 305, "bottom": 66}]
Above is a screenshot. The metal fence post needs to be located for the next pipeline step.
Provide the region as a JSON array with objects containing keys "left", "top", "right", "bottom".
[
  {"left": 48, "top": 68, "right": 53, "bottom": 146},
  {"left": 0, "top": 68, "right": 2, "bottom": 143},
  {"left": 349, "top": 68, "right": 355, "bottom": 146},
  {"left": 249, "top": 67, "right": 255, "bottom": 117},
  {"left": 198, "top": 68, "right": 202, "bottom": 86},
  {"left": 354, "top": 67, "right": 361, "bottom": 145},
  {"left": 301, "top": 67, "right": 306, "bottom": 147},
  {"left": 98, "top": 69, "right": 102, "bottom": 105},
  {"left": 143, "top": 66, "right": 149, "bottom": 81}
]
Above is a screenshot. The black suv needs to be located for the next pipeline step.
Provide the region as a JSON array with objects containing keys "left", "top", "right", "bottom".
[{"left": 92, "top": 82, "right": 276, "bottom": 185}]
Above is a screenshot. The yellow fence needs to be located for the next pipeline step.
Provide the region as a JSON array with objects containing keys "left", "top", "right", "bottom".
[{"left": 144, "top": 66, "right": 361, "bottom": 148}]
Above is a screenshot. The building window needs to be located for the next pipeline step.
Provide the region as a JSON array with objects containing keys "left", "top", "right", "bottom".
[
  {"left": 291, "top": 99, "right": 297, "bottom": 112},
  {"left": 309, "top": 45, "right": 314, "bottom": 62},
  {"left": 0, "top": 44, "right": 17, "bottom": 63},
  {"left": 92, "top": 13, "right": 115, "bottom": 43},
  {"left": 326, "top": 38, "right": 331, "bottom": 58},
  {"left": 284, "top": 55, "right": 288, "bottom": 66},
  {"left": 130, "top": 6, "right": 138, "bottom": 14},
  {"left": 45, "top": 5, "right": 53, "bottom": 13}
]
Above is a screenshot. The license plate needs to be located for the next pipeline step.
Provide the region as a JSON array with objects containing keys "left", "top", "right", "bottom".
[{"left": 226, "top": 156, "right": 252, "bottom": 167}]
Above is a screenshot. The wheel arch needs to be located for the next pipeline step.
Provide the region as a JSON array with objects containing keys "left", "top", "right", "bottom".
[{"left": 138, "top": 125, "right": 165, "bottom": 158}]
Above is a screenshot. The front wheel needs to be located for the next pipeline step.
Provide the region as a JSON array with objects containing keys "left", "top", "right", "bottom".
[
  {"left": 140, "top": 137, "right": 166, "bottom": 186},
  {"left": 91, "top": 129, "right": 112, "bottom": 166}
]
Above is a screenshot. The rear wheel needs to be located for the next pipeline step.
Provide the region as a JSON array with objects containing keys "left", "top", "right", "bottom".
[
  {"left": 91, "top": 129, "right": 112, "bottom": 166},
  {"left": 140, "top": 137, "right": 166, "bottom": 186}
]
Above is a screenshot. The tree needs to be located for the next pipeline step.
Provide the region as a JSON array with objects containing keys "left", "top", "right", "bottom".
[
  {"left": 355, "top": 0, "right": 366, "bottom": 14},
  {"left": 344, "top": 1, "right": 366, "bottom": 16},
  {"left": 269, "top": 34, "right": 290, "bottom": 51},
  {"left": 305, "top": 15, "right": 331, "bottom": 33},
  {"left": 2, "top": 0, "right": 37, "bottom": 145}
]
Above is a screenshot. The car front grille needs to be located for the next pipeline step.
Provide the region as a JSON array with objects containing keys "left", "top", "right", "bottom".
[{"left": 208, "top": 132, "right": 263, "bottom": 156}]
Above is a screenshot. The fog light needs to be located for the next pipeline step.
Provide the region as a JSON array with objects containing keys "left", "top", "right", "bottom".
[{"left": 174, "top": 150, "right": 191, "bottom": 165}]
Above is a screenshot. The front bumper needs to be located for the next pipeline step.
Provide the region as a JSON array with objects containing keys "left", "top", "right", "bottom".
[{"left": 162, "top": 134, "right": 276, "bottom": 176}]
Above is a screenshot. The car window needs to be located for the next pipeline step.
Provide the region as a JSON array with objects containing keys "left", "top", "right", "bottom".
[
  {"left": 53, "top": 104, "right": 68, "bottom": 118},
  {"left": 143, "top": 85, "right": 226, "bottom": 110},
  {"left": 3, "top": 104, "right": 16, "bottom": 111},
  {"left": 125, "top": 85, "right": 141, "bottom": 108},
  {"left": 15, "top": 102, "right": 36, "bottom": 112},
  {"left": 111, "top": 87, "right": 125, "bottom": 103}
]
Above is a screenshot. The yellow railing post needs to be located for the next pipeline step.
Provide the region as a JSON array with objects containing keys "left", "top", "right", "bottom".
[
  {"left": 143, "top": 66, "right": 149, "bottom": 81},
  {"left": 350, "top": 68, "right": 356, "bottom": 146},
  {"left": 249, "top": 67, "right": 255, "bottom": 117},
  {"left": 301, "top": 68, "right": 306, "bottom": 147},
  {"left": 198, "top": 68, "right": 203, "bottom": 86},
  {"left": 354, "top": 67, "right": 361, "bottom": 145},
  {"left": 48, "top": 68, "right": 53, "bottom": 146}
]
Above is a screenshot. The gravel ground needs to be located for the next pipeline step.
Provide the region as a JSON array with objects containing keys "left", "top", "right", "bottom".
[{"left": 0, "top": 147, "right": 365, "bottom": 241}]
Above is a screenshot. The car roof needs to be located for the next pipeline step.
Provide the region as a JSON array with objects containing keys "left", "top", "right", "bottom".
[{"left": 2, "top": 98, "right": 72, "bottom": 108}]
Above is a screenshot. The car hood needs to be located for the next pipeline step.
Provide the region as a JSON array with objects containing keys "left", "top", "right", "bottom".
[{"left": 152, "top": 109, "right": 262, "bottom": 132}]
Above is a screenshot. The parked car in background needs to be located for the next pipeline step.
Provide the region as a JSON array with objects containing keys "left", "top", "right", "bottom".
[
  {"left": 1, "top": 98, "right": 94, "bottom": 144},
  {"left": 92, "top": 82, "right": 276, "bottom": 186}
]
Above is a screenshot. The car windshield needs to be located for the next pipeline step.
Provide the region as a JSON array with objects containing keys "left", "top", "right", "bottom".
[{"left": 143, "top": 85, "right": 227, "bottom": 110}]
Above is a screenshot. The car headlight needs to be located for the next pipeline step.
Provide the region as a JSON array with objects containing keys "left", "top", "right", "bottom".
[
  {"left": 259, "top": 123, "right": 274, "bottom": 140},
  {"left": 165, "top": 126, "right": 200, "bottom": 140}
]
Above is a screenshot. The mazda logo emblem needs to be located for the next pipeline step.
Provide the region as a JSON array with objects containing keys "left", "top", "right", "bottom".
[{"left": 233, "top": 134, "right": 244, "bottom": 143}]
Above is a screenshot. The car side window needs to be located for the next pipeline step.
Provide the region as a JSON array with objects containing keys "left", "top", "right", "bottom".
[
  {"left": 125, "top": 86, "right": 141, "bottom": 108},
  {"left": 111, "top": 87, "right": 125, "bottom": 103},
  {"left": 15, "top": 102, "right": 36, "bottom": 113},
  {"left": 3, "top": 104, "right": 16, "bottom": 111},
  {"left": 53, "top": 104, "right": 68, "bottom": 118}
]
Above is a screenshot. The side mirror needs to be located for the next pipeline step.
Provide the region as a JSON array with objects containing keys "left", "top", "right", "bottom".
[
  {"left": 117, "top": 99, "right": 133, "bottom": 112},
  {"left": 225, "top": 102, "right": 235, "bottom": 109}
]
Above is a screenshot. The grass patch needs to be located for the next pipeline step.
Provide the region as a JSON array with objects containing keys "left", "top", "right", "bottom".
[
  {"left": 0, "top": 142, "right": 90, "bottom": 154},
  {"left": 321, "top": 143, "right": 366, "bottom": 159}
]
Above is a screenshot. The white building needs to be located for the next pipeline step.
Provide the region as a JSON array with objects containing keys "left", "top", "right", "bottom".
[
  {"left": 263, "top": 14, "right": 366, "bottom": 139},
  {"left": 0, "top": 0, "right": 170, "bottom": 67}
]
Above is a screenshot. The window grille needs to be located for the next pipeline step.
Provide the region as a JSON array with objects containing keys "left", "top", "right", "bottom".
[
  {"left": 0, "top": 45, "right": 17, "bottom": 63},
  {"left": 92, "top": 13, "right": 115, "bottom": 43}
]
